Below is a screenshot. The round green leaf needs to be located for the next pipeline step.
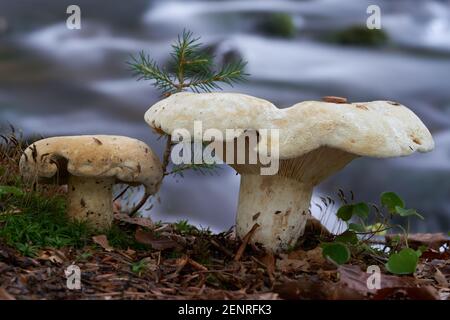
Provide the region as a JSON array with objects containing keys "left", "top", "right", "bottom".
[
  {"left": 336, "top": 205, "right": 353, "bottom": 221},
  {"left": 386, "top": 248, "right": 419, "bottom": 275},
  {"left": 366, "top": 222, "right": 388, "bottom": 236},
  {"left": 353, "top": 202, "right": 370, "bottom": 219},
  {"left": 348, "top": 223, "right": 366, "bottom": 233},
  {"left": 394, "top": 206, "right": 424, "bottom": 220},
  {"left": 335, "top": 230, "right": 358, "bottom": 245},
  {"left": 322, "top": 242, "right": 350, "bottom": 265},
  {"left": 380, "top": 192, "right": 405, "bottom": 212}
]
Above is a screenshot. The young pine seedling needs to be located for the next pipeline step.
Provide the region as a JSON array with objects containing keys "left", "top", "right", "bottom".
[{"left": 128, "top": 30, "right": 248, "bottom": 177}]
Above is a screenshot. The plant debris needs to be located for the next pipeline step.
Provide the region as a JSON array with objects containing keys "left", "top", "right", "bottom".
[{"left": 0, "top": 218, "right": 448, "bottom": 300}]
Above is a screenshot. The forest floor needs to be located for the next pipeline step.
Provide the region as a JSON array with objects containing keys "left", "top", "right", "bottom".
[{"left": 0, "top": 215, "right": 449, "bottom": 300}]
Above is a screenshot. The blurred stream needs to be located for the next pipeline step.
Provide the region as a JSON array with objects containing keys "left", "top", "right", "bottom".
[{"left": 0, "top": 0, "right": 449, "bottom": 233}]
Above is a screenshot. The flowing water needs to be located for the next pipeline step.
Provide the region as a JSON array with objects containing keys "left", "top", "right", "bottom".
[{"left": 0, "top": 0, "right": 449, "bottom": 232}]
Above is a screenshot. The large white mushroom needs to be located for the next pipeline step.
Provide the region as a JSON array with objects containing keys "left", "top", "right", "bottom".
[
  {"left": 20, "top": 135, "right": 163, "bottom": 230},
  {"left": 145, "top": 92, "right": 434, "bottom": 252}
]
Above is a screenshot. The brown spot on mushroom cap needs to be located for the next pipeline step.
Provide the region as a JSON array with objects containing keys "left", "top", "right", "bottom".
[
  {"left": 252, "top": 212, "right": 261, "bottom": 221},
  {"left": 356, "top": 104, "right": 369, "bottom": 110},
  {"left": 92, "top": 137, "right": 103, "bottom": 145}
]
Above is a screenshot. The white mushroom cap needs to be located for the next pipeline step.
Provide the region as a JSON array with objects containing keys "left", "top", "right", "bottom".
[
  {"left": 145, "top": 92, "right": 278, "bottom": 142},
  {"left": 278, "top": 100, "right": 434, "bottom": 159},
  {"left": 20, "top": 135, "right": 163, "bottom": 194},
  {"left": 145, "top": 92, "right": 434, "bottom": 159}
]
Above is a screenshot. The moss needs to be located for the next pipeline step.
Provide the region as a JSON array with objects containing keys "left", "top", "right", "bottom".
[
  {"left": 0, "top": 190, "right": 148, "bottom": 255},
  {"left": 0, "top": 192, "right": 92, "bottom": 255},
  {"left": 327, "top": 25, "right": 388, "bottom": 47},
  {"left": 260, "top": 13, "right": 296, "bottom": 38}
]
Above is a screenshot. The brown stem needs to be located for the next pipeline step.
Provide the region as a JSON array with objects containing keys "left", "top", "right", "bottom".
[
  {"left": 162, "top": 135, "right": 172, "bottom": 174},
  {"left": 113, "top": 185, "right": 130, "bottom": 202},
  {"left": 128, "top": 192, "right": 151, "bottom": 217},
  {"left": 234, "top": 223, "right": 260, "bottom": 261},
  {"left": 118, "top": 135, "right": 172, "bottom": 216}
]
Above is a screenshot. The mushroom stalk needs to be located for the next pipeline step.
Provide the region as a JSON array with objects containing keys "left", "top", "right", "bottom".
[
  {"left": 236, "top": 174, "right": 312, "bottom": 252},
  {"left": 67, "top": 176, "right": 115, "bottom": 230}
]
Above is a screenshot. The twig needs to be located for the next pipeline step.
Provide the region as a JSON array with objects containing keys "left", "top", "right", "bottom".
[
  {"left": 129, "top": 192, "right": 151, "bottom": 217},
  {"left": 113, "top": 186, "right": 130, "bottom": 202},
  {"left": 162, "top": 135, "right": 172, "bottom": 174},
  {"left": 188, "top": 258, "right": 208, "bottom": 271},
  {"left": 234, "top": 223, "right": 260, "bottom": 261},
  {"left": 210, "top": 239, "right": 234, "bottom": 258}
]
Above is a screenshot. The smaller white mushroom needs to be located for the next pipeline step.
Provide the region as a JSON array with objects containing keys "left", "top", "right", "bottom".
[{"left": 20, "top": 135, "right": 163, "bottom": 231}]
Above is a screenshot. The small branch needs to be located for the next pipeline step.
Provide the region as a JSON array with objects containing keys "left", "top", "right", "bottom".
[
  {"left": 210, "top": 239, "right": 234, "bottom": 258},
  {"left": 234, "top": 223, "right": 260, "bottom": 261},
  {"left": 161, "top": 135, "right": 172, "bottom": 175},
  {"left": 113, "top": 186, "right": 130, "bottom": 202},
  {"left": 188, "top": 258, "right": 208, "bottom": 271},
  {"left": 128, "top": 192, "right": 151, "bottom": 217}
]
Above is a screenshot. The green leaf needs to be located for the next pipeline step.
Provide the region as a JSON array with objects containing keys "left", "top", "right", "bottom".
[
  {"left": 390, "top": 235, "right": 401, "bottom": 246},
  {"left": 321, "top": 242, "right": 350, "bottom": 265},
  {"left": 385, "top": 248, "right": 419, "bottom": 275},
  {"left": 335, "top": 230, "right": 358, "bottom": 245},
  {"left": 394, "top": 206, "right": 424, "bottom": 220},
  {"left": 348, "top": 223, "right": 366, "bottom": 233},
  {"left": 336, "top": 205, "right": 354, "bottom": 221},
  {"left": 357, "top": 242, "right": 377, "bottom": 255},
  {"left": 128, "top": 30, "right": 248, "bottom": 95},
  {"left": 0, "top": 186, "right": 23, "bottom": 197},
  {"left": 380, "top": 192, "right": 404, "bottom": 212},
  {"left": 353, "top": 202, "right": 370, "bottom": 219},
  {"left": 365, "top": 223, "right": 388, "bottom": 236},
  {"left": 336, "top": 202, "right": 370, "bottom": 221}
]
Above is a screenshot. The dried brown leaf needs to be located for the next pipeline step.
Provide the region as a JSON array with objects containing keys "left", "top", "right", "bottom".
[
  {"left": 135, "top": 228, "right": 181, "bottom": 250},
  {"left": 114, "top": 213, "right": 154, "bottom": 229},
  {"left": 322, "top": 96, "right": 348, "bottom": 104},
  {"left": 38, "top": 250, "right": 64, "bottom": 264},
  {"left": 0, "top": 287, "right": 15, "bottom": 300},
  {"left": 276, "top": 257, "right": 309, "bottom": 273},
  {"left": 386, "top": 233, "right": 449, "bottom": 250},
  {"left": 434, "top": 268, "right": 449, "bottom": 288},
  {"left": 421, "top": 249, "right": 450, "bottom": 261},
  {"left": 338, "top": 264, "right": 417, "bottom": 295},
  {"left": 92, "top": 235, "right": 114, "bottom": 252},
  {"left": 372, "top": 286, "right": 440, "bottom": 300},
  {"left": 274, "top": 275, "right": 364, "bottom": 300}
]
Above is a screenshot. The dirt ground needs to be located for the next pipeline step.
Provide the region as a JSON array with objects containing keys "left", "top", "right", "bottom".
[{"left": 0, "top": 217, "right": 448, "bottom": 300}]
